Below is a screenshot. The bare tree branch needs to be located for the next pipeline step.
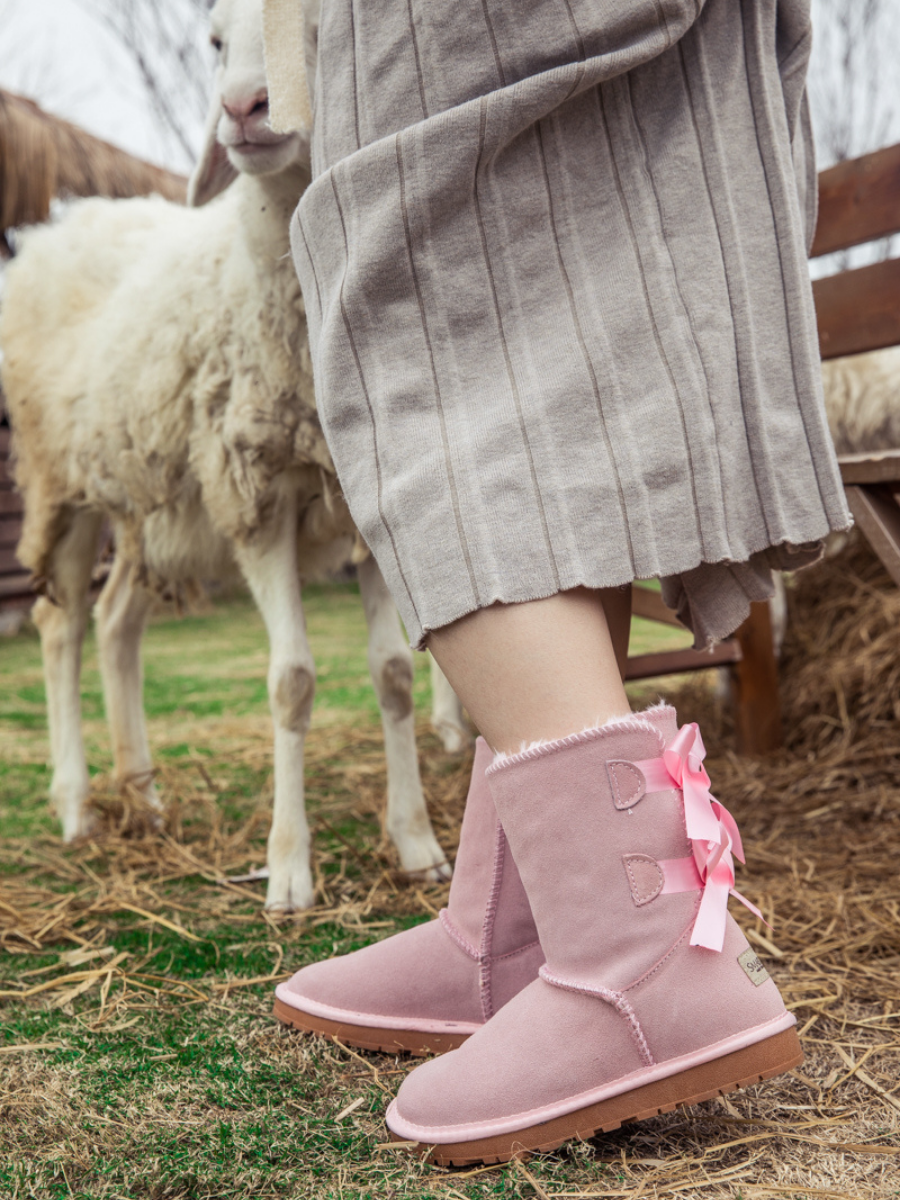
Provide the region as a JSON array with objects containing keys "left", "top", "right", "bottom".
[
  {"left": 808, "top": 0, "right": 900, "bottom": 268},
  {"left": 810, "top": 0, "right": 897, "bottom": 167},
  {"left": 74, "top": 0, "right": 213, "bottom": 166}
]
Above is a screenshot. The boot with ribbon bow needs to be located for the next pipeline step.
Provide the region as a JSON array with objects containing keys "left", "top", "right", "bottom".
[{"left": 386, "top": 704, "right": 801, "bottom": 1164}]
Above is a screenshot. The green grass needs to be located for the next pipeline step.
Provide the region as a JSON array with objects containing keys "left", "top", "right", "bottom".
[
  {"left": 0, "top": 581, "right": 690, "bottom": 742},
  {"left": 0, "top": 583, "right": 440, "bottom": 734},
  {"left": 0, "top": 584, "right": 712, "bottom": 1200}
]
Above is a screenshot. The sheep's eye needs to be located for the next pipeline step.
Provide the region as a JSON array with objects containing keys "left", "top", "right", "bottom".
[{"left": 210, "top": 35, "right": 223, "bottom": 52}]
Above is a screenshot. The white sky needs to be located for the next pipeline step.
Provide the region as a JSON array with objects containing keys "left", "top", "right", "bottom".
[
  {"left": 0, "top": 0, "right": 208, "bottom": 172},
  {"left": 0, "top": 0, "right": 899, "bottom": 176}
]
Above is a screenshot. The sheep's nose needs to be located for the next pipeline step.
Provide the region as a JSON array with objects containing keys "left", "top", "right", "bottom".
[{"left": 222, "top": 90, "right": 269, "bottom": 120}]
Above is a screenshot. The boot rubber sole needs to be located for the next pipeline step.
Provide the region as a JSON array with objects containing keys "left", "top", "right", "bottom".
[
  {"left": 273, "top": 996, "right": 472, "bottom": 1056},
  {"left": 402, "top": 1026, "right": 803, "bottom": 1166}
]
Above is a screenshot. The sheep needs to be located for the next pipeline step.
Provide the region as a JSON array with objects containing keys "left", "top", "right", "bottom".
[
  {"left": 822, "top": 346, "right": 900, "bottom": 457},
  {"left": 0, "top": 0, "right": 468, "bottom": 911},
  {"left": 759, "top": 347, "right": 900, "bottom": 658}
]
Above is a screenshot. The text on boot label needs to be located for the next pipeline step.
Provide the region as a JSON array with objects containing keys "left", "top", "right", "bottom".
[{"left": 738, "top": 947, "right": 770, "bottom": 987}]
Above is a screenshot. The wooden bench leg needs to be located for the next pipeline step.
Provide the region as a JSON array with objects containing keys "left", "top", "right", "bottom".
[{"left": 730, "top": 601, "right": 783, "bottom": 755}]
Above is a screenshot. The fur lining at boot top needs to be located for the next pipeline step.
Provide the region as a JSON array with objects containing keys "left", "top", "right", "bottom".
[{"left": 490, "top": 701, "right": 671, "bottom": 769}]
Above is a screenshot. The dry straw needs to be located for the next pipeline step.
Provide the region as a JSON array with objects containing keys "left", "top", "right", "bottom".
[{"left": 1, "top": 539, "right": 899, "bottom": 1195}]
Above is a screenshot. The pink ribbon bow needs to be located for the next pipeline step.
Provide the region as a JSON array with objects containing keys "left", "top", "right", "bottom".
[{"left": 662, "top": 723, "right": 768, "bottom": 952}]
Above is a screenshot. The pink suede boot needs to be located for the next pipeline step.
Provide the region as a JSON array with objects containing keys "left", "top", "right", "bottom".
[
  {"left": 274, "top": 738, "right": 544, "bottom": 1054},
  {"left": 386, "top": 706, "right": 802, "bottom": 1163}
]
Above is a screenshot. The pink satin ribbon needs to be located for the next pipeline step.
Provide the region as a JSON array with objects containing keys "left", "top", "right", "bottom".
[{"left": 635, "top": 722, "right": 768, "bottom": 952}]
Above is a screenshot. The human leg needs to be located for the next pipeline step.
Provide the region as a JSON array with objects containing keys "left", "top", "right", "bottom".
[
  {"left": 379, "top": 588, "right": 800, "bottom": 1161},
  {"left": 428, "top": 586, "right": 631, "bottom": 754},
  {"left": 274, "top": 584, "right": 630, "bottom": 1047},
  {"left": 272, "top": 0, "right": 834, "bottom": 1147}
]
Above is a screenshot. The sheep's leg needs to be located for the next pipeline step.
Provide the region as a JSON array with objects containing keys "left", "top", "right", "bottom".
[
  {"left": 769, "top": 573, "right": 788, "bottom": 658},
  {"left": 357, "top": 555, "right": 452, "bottom": 883},
  {"left": 33, "top": 509, "right": 103, "bottom": 842},
  {"left": 94, "top": 554, "right": 161, "bottom": 816},
  {"left": 429, "top": 654, "right": 471, "bottom": 754},
  {"left": 235, "top": 503, "right": 316, "bottom": 911}
]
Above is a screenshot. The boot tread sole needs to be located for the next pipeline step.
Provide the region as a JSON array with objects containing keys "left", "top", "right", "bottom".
[
  {"left": 273, "top": 996, "right": 472, "bottom": 1056},
  {"left": 409, "top": 1026, "right": 803, "bottom": 1166}
]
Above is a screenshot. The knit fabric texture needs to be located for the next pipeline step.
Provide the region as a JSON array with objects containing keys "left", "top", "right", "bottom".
[{"left": 288, "top": 0, "right": 851, "bottom": 648}]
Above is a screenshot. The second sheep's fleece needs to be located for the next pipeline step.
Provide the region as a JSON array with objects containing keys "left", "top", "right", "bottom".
[
  {"left": 822, "top": 346, "right": 900, "bottom": 457},
  {"left": 0, "top": 0, "right": 466, "bottom": 911}
]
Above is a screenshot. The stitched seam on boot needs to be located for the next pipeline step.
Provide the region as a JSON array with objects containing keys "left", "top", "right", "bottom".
[
  {"left": 491, "top": 938, "right": 542, "bottom": 963},
  {"left": 539, "top": 965, "right": 655, "bottom": 1066},
  {"left": 623, "top": 853, "right": 665, "bottom": 905},
  {"left": 487, "top": 716, "right": 664, "bottom": 773},
  {"left": 438, "top": 909, "right": 480, "bottom": 962},
  {"left": 608, "top": 761, "right": 646, "bottom": 810},
  {"left": 620, "top": 910, "right": 700, "bottom": 993},
  {"left": 477, "top": 822, "right": 508, "bottom": 1022}
]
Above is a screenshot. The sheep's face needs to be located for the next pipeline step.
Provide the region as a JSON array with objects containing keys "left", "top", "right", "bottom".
[{"left": 208, "top": 0, "right": 309, "bottom": 179}]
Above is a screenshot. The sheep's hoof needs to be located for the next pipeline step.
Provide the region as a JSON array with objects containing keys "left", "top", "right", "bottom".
[
  {"left": 405, "top": 859, "right": 453, "bottom": 885},
  {"left": 394, "top": 828, "right": 453, "bottom": 885},
  {"left": 143, "top": 789, "right": 166, "bottom": 826},
  {"left": 58, "top": 803, "right": 96, "bottom": 843},
  {"left": 264, "top": 869, "right": 316, "bottom": 913},
  {"left": 434, "top": 722, "right": 472, "bottom": 756}
]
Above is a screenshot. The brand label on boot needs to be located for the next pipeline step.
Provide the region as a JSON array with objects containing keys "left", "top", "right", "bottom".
[{"left": 738, "top": 947, "right": 770, "bottom": 987}]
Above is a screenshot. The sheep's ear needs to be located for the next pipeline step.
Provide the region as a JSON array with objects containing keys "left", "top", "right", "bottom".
[{"left": 187, "top": 94, "right": 238, "bottom": 207}]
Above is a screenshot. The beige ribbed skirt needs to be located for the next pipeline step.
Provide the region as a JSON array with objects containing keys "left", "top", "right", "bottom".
[{"left": 291, "top": 0, "right": 851, "bottom": 649}]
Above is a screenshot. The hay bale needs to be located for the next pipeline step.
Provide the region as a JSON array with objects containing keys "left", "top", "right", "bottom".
[
  {"left": 676, "top": 537, "right": 900, "bottom": 784},
  {"left": 0, "top": 89, "right": 185, "bottom": 238},
  {"left": 779, "top": 539, "right": 900, "bottom": 770}
]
